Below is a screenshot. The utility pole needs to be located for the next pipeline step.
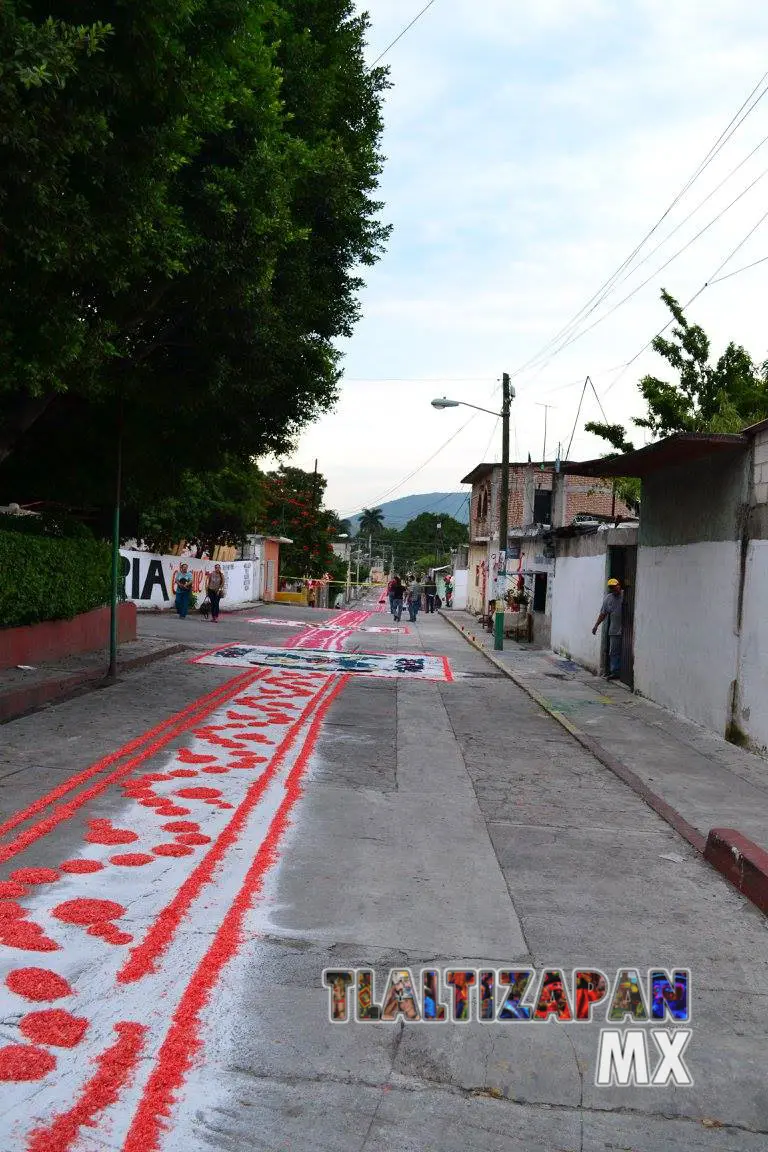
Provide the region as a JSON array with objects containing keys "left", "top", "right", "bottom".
[
  {"left": 107, "top": 393, "right": 124, "bottom": 682},
  {"left": 495, "top": 372, "right": 512, "bottom": 652},
  {"left": 535, "top": 403, "right": 555, "bottom": 465}
]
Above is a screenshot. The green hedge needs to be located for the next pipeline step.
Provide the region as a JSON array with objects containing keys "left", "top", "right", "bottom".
[{"left": 0, "top": 529, "right": 112, "bottom": 629}]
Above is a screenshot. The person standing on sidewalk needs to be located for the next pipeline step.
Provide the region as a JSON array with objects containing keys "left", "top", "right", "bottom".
[
  {"left": 205, "top": 563, "right": 226, "bottom": 623},
  {"left": 592, "top": 578, "right": 624, "bottom": 679},
  {"left": 407, "top": 574, "right": 423, "bottom": 623},
  {"left": 175, "top": 563, "right": 193, "bottom": 619}
]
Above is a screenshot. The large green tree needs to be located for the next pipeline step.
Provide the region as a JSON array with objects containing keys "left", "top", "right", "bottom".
[{"left": 0, "top": 1, "right": 389, "bottom": 516}]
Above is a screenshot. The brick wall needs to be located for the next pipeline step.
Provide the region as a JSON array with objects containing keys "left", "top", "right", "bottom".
[
  {"left": 470, "top": 466, "right": 631, "bottom": 540},
  {"left": 563, "top": 477, "right": 632, "bottom": 522}
]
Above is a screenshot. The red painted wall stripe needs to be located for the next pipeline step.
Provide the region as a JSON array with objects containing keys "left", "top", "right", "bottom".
[
  {"left": 120, "top": 675, "right": 349, "bottom": 1152},
  {"left": 118, "top": 674, "right": 339, "bottom": 984}
]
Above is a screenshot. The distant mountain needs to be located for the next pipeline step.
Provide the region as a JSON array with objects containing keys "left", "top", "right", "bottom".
[{"left": 350, "top": 492, "right": 469, "bottom": 530}]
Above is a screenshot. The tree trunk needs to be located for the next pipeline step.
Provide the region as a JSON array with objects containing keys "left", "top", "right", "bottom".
[{"left": 0, "top": 394, "right": 54, "bottom": 465}]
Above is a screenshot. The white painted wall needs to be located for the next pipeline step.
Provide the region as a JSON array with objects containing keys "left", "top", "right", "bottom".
[
  {"left": 550, "top": 553, "right": 606, "bottom": 672},
  {"left": 453, "top": 569, "right": 469, "bottom": 611},
  {"left": 634, "top": 541, "right": 739, "bottom": 735},
  {"left": 121, "top": 550, "right": 258, "bottom": 609},
  {"left": 737, "top": 540, "right": 768, "bottom": 752}
]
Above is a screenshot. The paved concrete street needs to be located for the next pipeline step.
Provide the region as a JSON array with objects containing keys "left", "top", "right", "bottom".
[{"left": 0, "top": 599, "right": 766, "bottom": 1151}]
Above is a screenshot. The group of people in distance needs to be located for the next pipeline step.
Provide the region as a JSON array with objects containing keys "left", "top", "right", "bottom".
[{"left": 387, "top": 574, "right": 442, "bottom": 623}]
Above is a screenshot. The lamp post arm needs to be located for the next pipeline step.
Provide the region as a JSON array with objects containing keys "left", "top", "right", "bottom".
[{"left": 454, "top": 401, "right": 504, "bottom": 417}]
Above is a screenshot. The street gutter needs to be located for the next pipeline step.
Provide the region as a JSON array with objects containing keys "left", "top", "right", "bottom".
[{"left": 440, "top": 610, "right": 768, "bottom": 918}]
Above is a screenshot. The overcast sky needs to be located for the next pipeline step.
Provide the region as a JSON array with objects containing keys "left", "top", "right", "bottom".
[{"left": 269, "top": 0, "right": 768, "bottom": 518}]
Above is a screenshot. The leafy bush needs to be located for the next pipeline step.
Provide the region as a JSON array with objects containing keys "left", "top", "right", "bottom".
[{"left": 0, "top": 528, "right": 111, "bottom": 628}]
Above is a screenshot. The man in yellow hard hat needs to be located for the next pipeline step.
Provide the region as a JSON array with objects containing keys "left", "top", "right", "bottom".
[{"left": 592, "top": 578, "right": 623, "bottom": 680}]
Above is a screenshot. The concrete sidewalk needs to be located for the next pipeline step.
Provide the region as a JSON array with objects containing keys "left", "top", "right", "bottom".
[
  {"left": 442, "top": 609, "right": 768, "bottom": 893},
  {"left": 0, "top": 636, "right": 186, "bottom": 723}
]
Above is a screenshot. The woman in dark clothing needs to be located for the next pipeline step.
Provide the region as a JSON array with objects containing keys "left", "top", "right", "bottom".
[{"left": 390, "top": 575, "right": 405, "bottom": 622}]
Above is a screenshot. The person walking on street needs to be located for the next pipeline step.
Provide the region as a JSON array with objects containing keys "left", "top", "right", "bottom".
[
  {"left": 205, "top": 563, "right": 226, "bottom": 623},
  {"left": 175, "top": 563, "right": 193, "bottom": 619},
  {"left": 407, "top": 574, "right": 423, "bottom": 623},
  {"left": 390, "top": 575, "right": 404, "bottom": 622},
  {"left": 592, "top": 578, "right": 624, "bottom": 679},
  {"left": 387, "top": 575, "right": 397, "bottom": 616},
  {"left": 424, "top": 575, "right": 437, "bottom": 614}
]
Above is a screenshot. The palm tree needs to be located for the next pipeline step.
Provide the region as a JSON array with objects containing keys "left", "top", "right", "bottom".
[{"left": 358, "top": 507, "right": 385, "bottom": 538}]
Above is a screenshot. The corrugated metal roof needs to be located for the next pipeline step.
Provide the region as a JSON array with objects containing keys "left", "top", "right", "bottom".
[{"left": 561, "top": 433, "right": 747, "bottom": 478}]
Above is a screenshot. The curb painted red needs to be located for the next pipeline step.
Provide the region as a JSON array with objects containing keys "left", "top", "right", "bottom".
[
  {"left": 0, "top": 643, "right": 187, "bottom": 726},
  {"left": 704, "top": 829, "right": 768, "bottom": 916}
]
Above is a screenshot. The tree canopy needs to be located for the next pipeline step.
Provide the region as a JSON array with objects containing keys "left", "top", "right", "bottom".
[
  {"left": 137, "top": 458, "right": 265, "bottom": 557},
  {"left": 0, "top": 1, "right": 389, "bottom": 519},
  {"left": 260, "top": 465, "right": 339, "bottom": 579},
  {"left": 587, "top": 291, "right": 768, "bottom": 455}
]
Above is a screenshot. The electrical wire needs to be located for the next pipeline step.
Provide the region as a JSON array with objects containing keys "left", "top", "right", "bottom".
[
  {"left": 604, "top": 206, "right": 768, "bottom": 394},
  {"left": 599, "top": 130, "right": 768, "bottom": 298},
  {"left": 342, "top": 376, "right": 494, "bottom": 382},
  {"left": 565, "top": 378, "right": 590, "bottom": 460},
  {"left": 589, "top": 377, "right": 610, "bottom": 426},
  {"left": 534, "top": 161, "right": 768, "bottom": 363},
  {"left": 517, "top": 74, "right": 768, "bottom": 378},
  {"left": 708, "top": 254, "right": 768, "bottom": 284},
  {"left": 340, "top": 411, "right": 479, "bottom": 517},
  {"left": 500, "top": 69, "right": 768, "bottom": 389},
  {"left": 371, "top": 0, "right": 439, "bottom": 67}
]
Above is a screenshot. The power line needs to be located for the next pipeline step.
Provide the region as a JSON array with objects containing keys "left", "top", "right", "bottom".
[
  {"left": 541, "top": 161, "right": 768, "bottom": 362},
  {"left": 601, "top": 130, "right": 768, "bottom": 298},
  {"left": 565, "top": 377, "right": 590, "bottom": 460},
  {"left": 340, "top": 412, "right": 478, "bottom": 516},
  {"left": 371, "top": 0, "right": 439, "bottom": 67},
  {"left": 604, "top": 206, "right": 768, "bottom": 394},
  {"left": 589, "top": 377, "right": 610, "bottom": 425},
  {"left": 709, "top": 254, "right": 768, "bottom": 284},
  {"left": 520, "top": 74, "right": 768, "bottom": 377},
  {"left": 342, "top": 376, "right": 494, "bottom": 382},
  {"left": 501, "top": 69, "right": 768, "bottom": 388}
]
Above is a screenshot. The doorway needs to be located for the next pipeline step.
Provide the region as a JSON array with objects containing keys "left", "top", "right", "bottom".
[
  {"left": 533, "top": 573, "right": 548, "bottom": 614},
  {"left": 607, "top": 545, "right": 636, "bottom": 689}
]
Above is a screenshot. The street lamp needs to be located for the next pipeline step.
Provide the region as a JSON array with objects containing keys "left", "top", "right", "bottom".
[{"left": 431, "top": 373, "right": 514, "bottom": 651}]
